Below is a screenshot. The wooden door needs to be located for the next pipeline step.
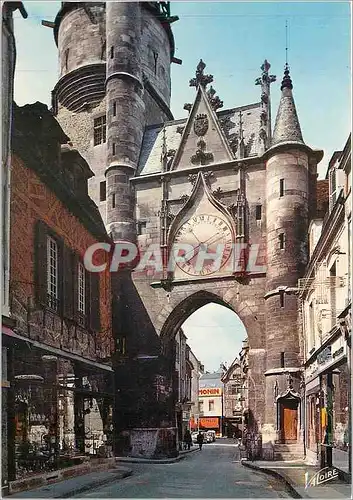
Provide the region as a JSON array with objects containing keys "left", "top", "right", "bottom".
[{"left": 282, "top": 401, "right": 298, "bottom": 442}]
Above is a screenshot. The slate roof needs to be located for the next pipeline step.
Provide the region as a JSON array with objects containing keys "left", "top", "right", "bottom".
[
  {"left": 199, "top": 371, "right": 223, "bottom": 389},
  {"left": 272, "top": 67, "right": 304, "bottom": 147},
  {"left": 137, "top": 102, "right": 262, "bottom": 177}
]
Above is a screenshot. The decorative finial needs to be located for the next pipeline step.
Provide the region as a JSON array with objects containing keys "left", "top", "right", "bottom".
[
  {"left": 285, "top": 20, "right": 289, "bottom": 66},
  {"left": 255, "top": 60, "right": 276, "bottom": 86},
  {"left": 161, "top": 126, "right": 167, "bottom": 170},
  {"left": 207, "top": 85, "right": 223, "bottom": 111},
  {"left": 281, "top": 20, "right": 293, "bottom": 91},
  {"left": 281, "top": 63, "right": 293, "bottom": 91},
  {"left": 189, "top": 59, "right": 214, "bottom": 89}
]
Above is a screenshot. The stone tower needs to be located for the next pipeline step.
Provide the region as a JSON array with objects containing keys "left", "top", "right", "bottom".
[
  {"left": 262, "top": 64, "right": 323, "bottom": 453},
  {"left": 51, "top": 1, "right": 177, "bottom": 225},
  {"left": 50, "top": 1, "right": 180, "bottom": 458},
  {"left": 49, "top": 3, "right": 325, "bottom": 460}
]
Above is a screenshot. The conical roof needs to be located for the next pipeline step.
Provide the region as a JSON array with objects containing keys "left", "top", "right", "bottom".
[{"left": 272, "top": 64, "right": 304, "bottom": 146}]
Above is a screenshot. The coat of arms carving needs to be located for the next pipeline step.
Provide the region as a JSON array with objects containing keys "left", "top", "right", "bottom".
[{"left": 193, "top": 113, "right": 209, "bottom": 137}]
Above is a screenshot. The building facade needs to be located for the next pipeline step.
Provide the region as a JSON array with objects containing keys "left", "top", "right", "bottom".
[
  {"left": 222, "top": 358, "right": 245, "bottom": 438},
  {"left": 198, "top": 371, "right": 223, "bottom": 436},
  {"left": 174, "top": 331, "right": 202, "bottom": 444},
  {"left": 3, "top": 102, "right": 115, "bottom": 484},
  {"left": 47, "top": 1, "right": 325, "bottom": 459},
  {"left": 189, "top": 349, "right": 203, "bottom": 432},
  {"left": 299, "top": 135, "right": 351, "bottom": 473},
  {"left": 2, "top": 3, "right": 27, "bottom": 492}
]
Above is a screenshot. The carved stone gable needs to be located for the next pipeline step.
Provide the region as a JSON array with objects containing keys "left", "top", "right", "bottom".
[
  {"left": 170, "top": 86, "right": 233, "bottom": 171},
  {"left": 193, "top": 114, "right": 209, "bottom": 137}
]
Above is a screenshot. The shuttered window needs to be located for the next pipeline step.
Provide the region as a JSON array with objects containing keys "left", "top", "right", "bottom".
[
  {"left": 47, "top": 236, "right": 58, "bottom": 310},
  {"left": 78, "top": 262, "right": 85, "bottom": 314}
]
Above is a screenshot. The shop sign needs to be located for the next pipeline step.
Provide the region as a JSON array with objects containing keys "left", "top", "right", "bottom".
[
  {"left": 305, "top": 360, "right": 318, "bottom": 381},
  {"left": 199, "top": 417, "right": 219, "bottom": 428},
  {"left": 314, "top": 334, "right": 346, "bottom": 375},
  {"left": 182, "top": 411, "right": 190, "bottom": 421},
  {"left": 317, "top": 346, "right": 332, "bottom": 365},
  {"left": 199, "top": 388, "right": 222, "bottom": 397}
]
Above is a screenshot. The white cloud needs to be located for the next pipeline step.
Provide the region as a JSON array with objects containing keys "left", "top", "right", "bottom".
[{"left": 182, "top": 303, "right": 246, "bottom": 372}]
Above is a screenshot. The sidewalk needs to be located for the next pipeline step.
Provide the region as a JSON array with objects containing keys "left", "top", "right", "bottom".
[
  {"left": 8, "top": 467, "right": 132, "bottom": 498},
  {"left": 242, "top": 459, "right": 352, "bottom": 499},
  {"left": 7, "top": 448, "right": 197, "bottom": 498}
]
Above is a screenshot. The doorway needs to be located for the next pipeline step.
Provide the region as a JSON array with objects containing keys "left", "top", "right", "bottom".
[{"left": 279, "top": 398, "right": 299, "bottom": 443}]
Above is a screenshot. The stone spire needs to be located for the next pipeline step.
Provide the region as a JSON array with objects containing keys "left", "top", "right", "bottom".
[{"left": 271, "top": 64, "right": 304, "bottom": 147}]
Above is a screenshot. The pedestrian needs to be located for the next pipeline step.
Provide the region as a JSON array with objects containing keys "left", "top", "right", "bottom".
[
  {"left": 196, "top": 431, "right": 204, "bottom": 451},
  {"left": 184, "top": 429, "right": 192, "bottom": 450}
]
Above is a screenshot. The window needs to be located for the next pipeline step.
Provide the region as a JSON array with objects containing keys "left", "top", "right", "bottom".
[
  {"left": 329, "top": 168, "right": 337, "bottom": 211},
  {"left": 231, "top": 385, "right": 241, "bottom": 395},
  {"left": 153, "top": 50, "right": 158, "bottom": 74},
  {"left": 279, "top": 232, "right": 285, "bottom": 250},
  {"left": 255, "top": 205, "right": 262, "bottom": 220},
  {"left": 113, "top": 102, "right": 116, "bottom": 117},
  {"left": 110, "top": 46, "right": 114, "bottom": 59},
  {"left": 112, "top": 143, "right": 116, "bottom": 155},
  {"left": 137, "top": 221, "right": 147, "bottom": 235},
  {"left": 112, "top": 193, "right": 116, "bottom": 209},
  {"left": 280, "top": 352, "right": 285, "bottom": 368},
  {"left": 78, "top": 262, "right": 85, "bottom": 315},
  {"left": 330, "top": 263, "right": 337, "bottom": 327},
  {"left": 280, "top": 291, "right": 285, "bottom": 308},
  {"left": 209, "top": 400, "right": 215, "bottom": 412},
  {"left": 280, "top": 179, "right": 285, "bottom": 197},
  {"left": 47, "top": 236, "right": 58, "bottom": 310},
  {"left": 309, "top": 301, "right": 315, "bottom": 348},
  {"left": 94, "top": 116, "right": 106, "bottom": 146},
  {"left": 175, "top": 341, "right": 179, "bottom": 362},
  {"left": 117, "top": 337, "right": 126, "bottom": 354},
  {"left": 100, "top": 181, "right": 106, "bottom": 202}
]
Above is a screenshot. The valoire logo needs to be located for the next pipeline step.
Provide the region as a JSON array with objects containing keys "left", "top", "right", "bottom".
[{"left": 305, "top": 467, "right": 339, "bottom": 488}]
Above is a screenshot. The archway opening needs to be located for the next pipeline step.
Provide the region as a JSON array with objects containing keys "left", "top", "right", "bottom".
[{"left": 160, "top": 292, "right": 249, "bottom": 448}]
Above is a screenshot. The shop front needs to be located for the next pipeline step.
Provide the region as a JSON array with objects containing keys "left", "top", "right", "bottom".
[
  {"left": 199, "top": 417, "right": 221, "bottom": 435},
  {"left": 305, "top": 329, "right": 350, "bottom": 473},
  {"left": 2, "top": 328, "right": 114, "bottom": 484}
]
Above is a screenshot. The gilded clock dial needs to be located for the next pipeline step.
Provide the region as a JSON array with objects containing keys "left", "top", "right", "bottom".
[{"left": 173, "top": 214, "right": 233, "bottom": 276}]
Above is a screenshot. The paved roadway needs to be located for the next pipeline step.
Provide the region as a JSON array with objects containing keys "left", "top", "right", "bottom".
[{"left": 77, "top": 440, "right": 291, "bottom": 498}]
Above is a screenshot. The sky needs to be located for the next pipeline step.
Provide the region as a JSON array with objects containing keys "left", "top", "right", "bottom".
[
  {"left": 182, "top": 303, "right": 247, "bottom": 372},
  {"left": 12, "top": 1, "right": 351, "bottom": 372}
]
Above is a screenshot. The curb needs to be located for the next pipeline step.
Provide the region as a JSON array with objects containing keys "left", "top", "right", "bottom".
[
  {"left": 58, "top": 469, "right": 133, "bottom": 498},
  {"left": 241, "top": 459, "right": 305, "bottom": 499},
  {"left": 116, "top": 447, "right": 199, "bottom": 464}
]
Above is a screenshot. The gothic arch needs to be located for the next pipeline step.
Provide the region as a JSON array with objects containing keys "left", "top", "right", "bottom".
[{"left": 157, "top": 285, "right": 264, "bottom": 350}]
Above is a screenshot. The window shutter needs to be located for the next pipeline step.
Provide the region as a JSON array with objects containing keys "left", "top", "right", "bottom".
[
  {"left": 85, "top": 269, "right": 91, "bottom": 328},
  {"left": 56, "top": 237, "right": 64, "bottom": 315},
  {"left": 63, "top": 246, "right": 74, "bottom": 319},
  {"left": 34, "top": 220, "right": 48, "bottom": 305},
  {"left": 89, "top": 272, "right": 101, "bottom": 332},
  {"left": 72, "top": 253, "right": 79, "bottom": 318}
]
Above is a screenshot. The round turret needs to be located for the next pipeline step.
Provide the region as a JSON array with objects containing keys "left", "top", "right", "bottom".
[{"left": 51, "top": 2, "right": 176, "bottom": 226}]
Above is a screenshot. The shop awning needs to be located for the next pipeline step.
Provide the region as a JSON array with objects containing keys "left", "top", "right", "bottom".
[
  {"left": 2, "top": 327, "right": 113, "bottom": 373},
  {"left": 199, "top": 417, "right": 219, "bottom": 428}
]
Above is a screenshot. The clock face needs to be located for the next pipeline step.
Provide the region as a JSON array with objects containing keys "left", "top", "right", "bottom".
[{"left": 173, "top": 214, "right": 233, "bottom": 276}]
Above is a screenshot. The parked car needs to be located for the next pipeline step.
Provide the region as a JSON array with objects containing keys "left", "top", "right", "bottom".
[
  {"left": 206, "top": 430, "right": 216, "bottom": 442},
  {"left": 191, "top": 431, "right": 209, "bottom": 443}
]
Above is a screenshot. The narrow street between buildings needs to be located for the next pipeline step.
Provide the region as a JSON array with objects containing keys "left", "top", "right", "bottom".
[{"left": 76, "top": 441, "right": 290, "bottom": 498}]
